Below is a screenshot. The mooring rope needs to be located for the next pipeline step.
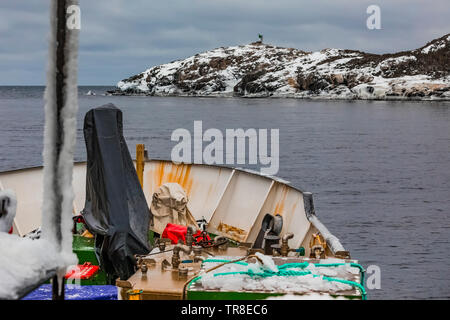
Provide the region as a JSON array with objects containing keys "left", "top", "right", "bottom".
[{"left": 187, "top": 258, "right": 367, "bottom": 300}]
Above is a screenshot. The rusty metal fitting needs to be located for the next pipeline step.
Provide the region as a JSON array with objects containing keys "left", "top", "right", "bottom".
[
  {"left": 311, "top": 245, "right": 325, "bottom": 259},
  {"left": 271, "top": 243, "right": 281, "bottom": 256},
  {"left": 280, "top": 232, "right": 294, "bottom": 257},
  {"left": 213, "top": 236, "right": 229, "bottom": 250},
  {"left": 172, "top": 243, "right": 192, "bottom": 269},
  {"left": 263, "top": 234, "right": 280, "bottom": 255},
  {"left": 186, "top": 225, "right": 197, "bottom": 247},
  {"left": 178, "top": 266, "right": 188, "bottom": 278},
  {"left": 171, "top": 252, "right": 180, "bottom": 269},
  {"left": 194, "top": 256, "right": 206, "bottom": 263},
  {"left": 192, "top": 245, "right": 202, "bottom": 255}
]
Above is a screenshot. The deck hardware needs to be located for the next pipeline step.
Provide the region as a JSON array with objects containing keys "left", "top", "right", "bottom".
[
  {"left": 218, "top": 242, "right": 228, "bottom": 251},
  {"left": 253, "top": 214, "right": 283, "bottom": 251},
  {"left": 186, "top": 225, "right": 197, "bottom": 248},
  {"left": 247, "top": 248, "right": 264, "bottom": 255},
  {"left": 197, "top": 217, "right": 208, "bottom": 231},
  {"left": 311, "top": 246, "right": 325, "bottom": 259},
  {"left": 172, "top": 253, "right": 180, "bottom": 269},
  {"left": 158, "top": 241, "right": 166, "bottom": 252},
  {"left": 172, "top": 244, "right": 192, "bottom": 269},
  {"left": 192, "top": 245, "right": 203, "bottom": 256},
  {"left": 192, "top": 245, "right": 206, "bottom": 263},
  {"left": 212, "top": 236, "right": 229, "bottom": 251},
  {"left": 116, "top": 279, "right": 133, "bottom": 300},
  {"left": 272, "top": 214, "right": 283, "bottom": 235},
  {"left": 136, "top": 256, "right": 149, "bottom": 276},
  {"left": 161, "top": 259, "right": 171, "bottom": 270},
  {"left": 140, "top": 262, "right": 148, "bottom": 273},
  {"left": 270, "top": 244, "right": 281, "bottom": 256},
  {"left": 310, "top": 233, "right": 326, "bottom": 259},
  {"left": 194, "top": 256, "right": 206, "bottom": 263},
  {"left": 263, "top": 234, "right": 280, "bottom": 255},
  {"left": 154, "top": 237, "right": 172, "bottom": 253},
  {"left": 178, "top": 267, "right": 188, "bottom": 278},
  {"left": 335, "top": 251, "right": 351, "bottom": 259},
  {"left": 280, "top": 233, "right": 294, "bottom": 257},
  {"left": 304, "top": 193, "right": 349, "bottom": 258}
]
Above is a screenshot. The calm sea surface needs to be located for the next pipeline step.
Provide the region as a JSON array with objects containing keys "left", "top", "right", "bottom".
[{"left": 0, "top": 86, "right": 449, "bottom": 299}]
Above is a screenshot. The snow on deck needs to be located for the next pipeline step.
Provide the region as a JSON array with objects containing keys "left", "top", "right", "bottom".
[
  {"left": 0, "top": 233, "right": 61, "bottom": 299},
  {"left": 191, "top": 255, "right": 362, "bottom": 297}
]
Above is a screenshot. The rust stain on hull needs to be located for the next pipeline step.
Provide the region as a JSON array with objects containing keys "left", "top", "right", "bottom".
[
  {"left": 149, "top": 162, "right": 194, "bottom": 196},
  {"left": 274, "top": 184, "right": 289, "bottom": 216},
  {"left": 217, "top": 221, "right": 247, "bottom": 242}
]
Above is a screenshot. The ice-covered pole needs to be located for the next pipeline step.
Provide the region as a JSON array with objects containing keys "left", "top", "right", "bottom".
[{"left": 41, "top": 0, "right": 79, "bottom": 299}]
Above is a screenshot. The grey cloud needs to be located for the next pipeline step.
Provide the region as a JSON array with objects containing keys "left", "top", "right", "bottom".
[{"left": 0, "top": 0, "right": 448, "bottom": 85}]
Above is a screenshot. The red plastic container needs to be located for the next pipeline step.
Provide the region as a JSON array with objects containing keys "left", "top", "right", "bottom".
[
  {"left": 162, "top": 223, "right": 210, "bottom": 244},
  {"left": 65, "top": 262, "right": 99, "bottom": 280}
]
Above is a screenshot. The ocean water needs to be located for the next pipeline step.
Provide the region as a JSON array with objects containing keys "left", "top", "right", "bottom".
[{"left": 0, "top": 86, "right": 449, "bottom": 299}]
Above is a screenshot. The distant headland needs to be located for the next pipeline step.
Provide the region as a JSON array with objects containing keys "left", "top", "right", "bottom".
[{"left": 110, "top": 34, "right": 450, "bottom": 100}]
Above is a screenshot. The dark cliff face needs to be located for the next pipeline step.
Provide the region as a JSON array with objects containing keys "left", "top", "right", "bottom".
[{"left": 114, "top": 34, "right": 450, "bottom": 100}]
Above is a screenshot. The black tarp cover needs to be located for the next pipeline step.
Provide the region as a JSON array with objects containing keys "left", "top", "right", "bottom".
[{"left": 81, "top": 104, "right": 151, "bottom": 280}]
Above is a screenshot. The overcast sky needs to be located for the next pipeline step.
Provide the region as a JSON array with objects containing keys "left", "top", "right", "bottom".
[{"left": 0, "top": 0, "right": 448, "bottom": 85}]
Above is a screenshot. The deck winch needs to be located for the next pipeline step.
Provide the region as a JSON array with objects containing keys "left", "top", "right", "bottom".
[{"left": 310, "top": 233, "right": 327, "bottom": 259}]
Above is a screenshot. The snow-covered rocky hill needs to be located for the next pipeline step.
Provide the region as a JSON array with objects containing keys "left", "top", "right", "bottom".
[{"left": 113, "top": 34, "right": 450, "bottom": 100}]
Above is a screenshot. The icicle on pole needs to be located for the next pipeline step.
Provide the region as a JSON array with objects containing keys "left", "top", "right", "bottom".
[{"left": 41, "top": 0, "right": 80, "bottom": 299}]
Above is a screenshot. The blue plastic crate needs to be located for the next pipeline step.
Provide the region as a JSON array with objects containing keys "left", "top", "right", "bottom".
[{"left": 22, "top": 284, "right": 117, "bottom": 300}]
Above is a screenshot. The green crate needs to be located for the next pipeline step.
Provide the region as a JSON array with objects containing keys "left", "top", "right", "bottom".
[
  {"left": 72, "top": 235, "right": 99, "bottom": 265},
  {"left": 70, "top": 235, "right": 108, "bottom": 285}
]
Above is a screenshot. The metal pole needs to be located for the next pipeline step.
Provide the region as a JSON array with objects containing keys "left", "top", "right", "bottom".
[
  {"left": 136, "top": 144, "right": 145, "bottom": 188},
  {"left": 52, "top": 275, "right": 65, "bottom": 300},
  {"left": 303, "top": 192, "right": 350, "bottom": 258}
]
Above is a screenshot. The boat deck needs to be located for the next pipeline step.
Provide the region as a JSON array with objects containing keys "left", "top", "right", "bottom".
[{"left": 117, "top": 244, "right": 362, "bottom": 300}]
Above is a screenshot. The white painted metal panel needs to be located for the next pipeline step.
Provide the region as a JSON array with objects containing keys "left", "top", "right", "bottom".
[
  {"left": 0, "top": 168, "right": 44, "bottom": 236},
  {"left": 72, "top": 163, "right": 87, "bottom": 214},
  {"left": 143, "top": 160, "right": 234, "bottom": 222},
  {"left": 1, "top": 161, "right": 311, "bottom": 248},
  {"left": 208, "top": 170, "right": 273, "bottom": 242},
  {"left": 247, "top": 182, "right": 310, "bottom": 248},
  {"left": 0, "top": 163, "right": 87, "bottom": 236}
]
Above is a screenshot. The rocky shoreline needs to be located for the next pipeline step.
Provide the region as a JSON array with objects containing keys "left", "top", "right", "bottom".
[{"left": 111, "top": 34, "right": 450, "bottom": 100}]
